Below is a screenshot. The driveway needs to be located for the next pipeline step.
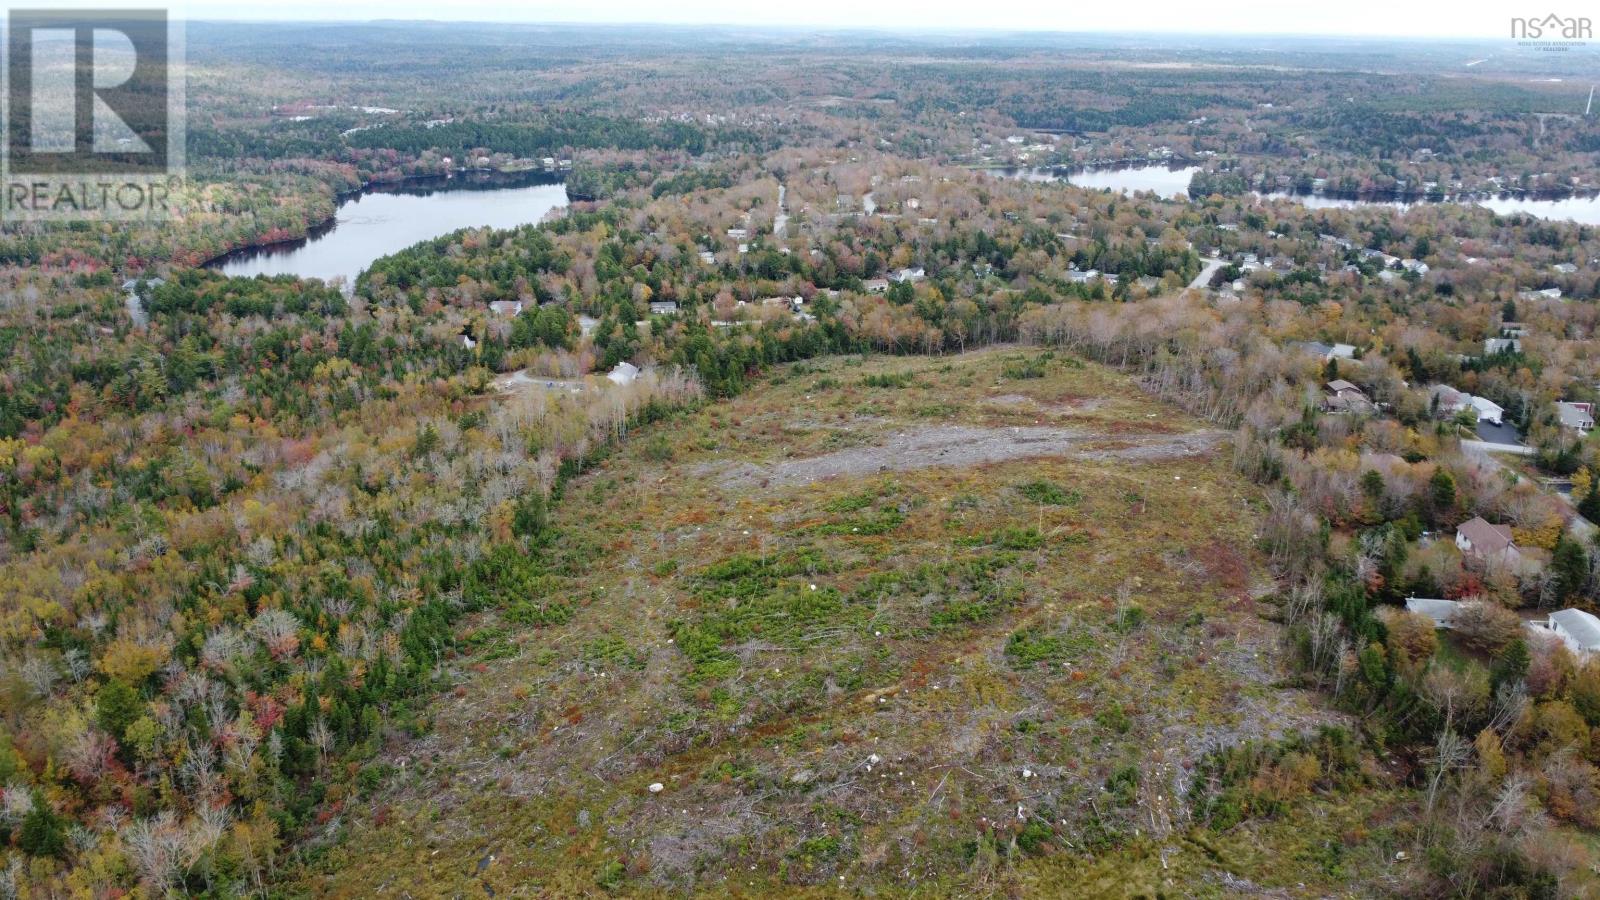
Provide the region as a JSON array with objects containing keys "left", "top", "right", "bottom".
[
  {"left": 1188, "top": 257, "right": 1227, "bottom": 290},
  {"left": 1474, "top": 419, "right": 1524, "bottom": 445}
]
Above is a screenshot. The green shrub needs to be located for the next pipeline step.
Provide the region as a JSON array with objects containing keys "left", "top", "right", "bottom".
[
  {"left": 862, "top": 371, "right": 915, "bottom": 388},
  {"left": 1016, "top": 480, "right": 1081, "bottom": 506}
]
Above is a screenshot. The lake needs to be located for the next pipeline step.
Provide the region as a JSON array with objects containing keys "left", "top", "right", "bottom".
[
  {"left": 208, "top": 171, "right": 569, "bottom": 284},
  {"left": 987, "top": 164, "right": 1600, "bottom": 225}
]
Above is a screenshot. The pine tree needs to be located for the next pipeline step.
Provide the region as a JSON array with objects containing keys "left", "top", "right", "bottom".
[{"left": 1553, "top": 532, "right": 1590, "bottom": 601}]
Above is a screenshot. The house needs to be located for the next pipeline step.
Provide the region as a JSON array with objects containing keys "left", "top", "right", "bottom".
[
  {"left": 487, "top": 300, "right": 524, "bottom": 317},
  {"left": 698, "top": 251, "right": 717, "bottom": 265},
  {"left": 726, "top": 228, "right": 749, "bottom": 240},
  {"left": 1500, "top": 322, "right": 1529, "bottom": 338},
  {"left": 1401, "top": 258, "right": 1429, "bottom": 275},
  {"left": 607, "top": 361, "right": 640, "bottom": 386},
  {"left": 1519, "top": 287, "right": 1563, "bottom": 301},
  {"left": 1324, "top": 380, "right": 1374, "bottom": 414},
  {"left": 1484, "top": 337, "right": 1520, "bottom": 355},
  {"left": 863, "top": 278, "right": 890, "bottom": 294},
  {"left": 891, "top": 267, "right": 925, "bottom": 283},
  {"left": 1067, "top": 269, "right": 1101, "bottom": 284},
  {"left": 1405, "top": 597, "right": 1462, "bottom": 629},
  {"left": 1556, "top": 401, "right": 1594, "bottom": 434},
  {"left": 1297, "top": 341, "right": 1357, "bottom": 361},
  {"left": 1470, "top": 395, "right": 1505, "bottom": 426},
  {"left": 1431, "top": 384, "right": 1471, "bottom": 417},
  {"left": 1549, "top": 608, "right": 1600, "bottom": 657},
  {"left": 648, "top": 301, "right": 679, "bottom": 315},
  {"left": 1429, "top": 384, "right": 1500, "bottom": 423},
  {"left": 1553, "top": 262, "right": 1579, "bottom": 274},
  {"left": 1455, "top": 516, "right": 1520, "bottom": 568}
]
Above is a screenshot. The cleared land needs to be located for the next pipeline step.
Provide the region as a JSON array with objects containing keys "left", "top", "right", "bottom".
[{"left": 302, "top": 349, "right": 1374, "bottom": 897}]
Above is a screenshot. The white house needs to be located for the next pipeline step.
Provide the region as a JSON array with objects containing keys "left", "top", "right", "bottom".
[
  {"left": 607, "top": 361, "right": 640, "bottom": 386},
  {"left": 487, "top": 300, "right": 524, "bottom": 317},
  {"left": 1556, "top": 401, "right": 1594, "bottom": 435},
  {"left": 1297, "top": 341, "right": 1356, "bottom": 361},
  {"left": 1470, "top": 396, "right": 1505, "bottom": 426},
  {"left": 1484, "top": 337, "right": 1520, "bottom": 355},
  {"left": 1431, "top": 385, "right": 1501, "bottom": 424},
  {"left": 1405, "top": 597, "right": 1462, "bottom": 629},
  {"left": 1518, "top": 287, "right": 1563, "bottom": 301},
  {"left": 1549, "top": 608, "right": 1600, "bottom": 657}
]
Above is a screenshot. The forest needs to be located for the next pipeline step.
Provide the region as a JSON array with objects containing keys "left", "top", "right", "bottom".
[{"left": 2, "top": 20, "right": 1600, "bottom": 898}]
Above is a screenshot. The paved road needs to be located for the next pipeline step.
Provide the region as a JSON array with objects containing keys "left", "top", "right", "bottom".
[{"left": 1189, "top": 257, "right": 1227, "bottom": 290}]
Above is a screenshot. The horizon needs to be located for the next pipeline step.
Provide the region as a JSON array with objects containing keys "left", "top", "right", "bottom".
[{"left": 162, "top": 0, "right": 1582, "bottom": 41}]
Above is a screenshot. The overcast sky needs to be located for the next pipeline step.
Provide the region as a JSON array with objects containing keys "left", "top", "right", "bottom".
[{"left": 173, "top": 0, "right": 1549, "bottom": 39}]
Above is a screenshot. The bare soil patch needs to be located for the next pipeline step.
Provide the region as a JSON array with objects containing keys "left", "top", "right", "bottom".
[{"left": 703, "top": 423, "right": 1227, "bottom": 489}]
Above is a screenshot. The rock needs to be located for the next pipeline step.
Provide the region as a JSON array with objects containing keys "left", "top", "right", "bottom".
[
  {"left": 577, "top": 809, "right": 591, "bottom": 828},
  {"left": 790, "top": 769, "right": 815, "bottom": 785},
  {"left": 648, "top": 782, "right": 664, "bottom": 793}
]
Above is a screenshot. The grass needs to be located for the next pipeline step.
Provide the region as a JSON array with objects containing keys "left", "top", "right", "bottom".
[{"left": 298, "top": 348, "right": 1371, "bottom": 897}]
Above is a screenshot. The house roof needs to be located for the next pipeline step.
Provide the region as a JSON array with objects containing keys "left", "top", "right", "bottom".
[
  {"left": 1458, "top": 516, "right": 1515, "bottom": 554},
  {"left": 1406, "top": 597, "right": 1461, "bottom": 627},
  {"left": 607, "top": 361, "right": 640, "bottom": 385},
  {"left": 1551, "top": 609, "right": 1600, "bottom": 650},
  {"left": 1326, "top": 379, "right": 1360, "bottom": 394},
  {"left": 1557, "top": 402, "right": 1594, "bottom": 429}
]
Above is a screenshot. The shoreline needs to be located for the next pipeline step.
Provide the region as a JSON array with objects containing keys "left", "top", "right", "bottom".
[
  {"left": 198, "top": 167, "right": 568, "bottom": 271},
  {"left": 976, "top": 161, "right": 1600, "bottom": 204}
]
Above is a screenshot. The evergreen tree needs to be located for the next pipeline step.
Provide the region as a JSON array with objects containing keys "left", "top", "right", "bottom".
[{"left": 1552, "top": 532, "right": 1590, "bottom": 602}]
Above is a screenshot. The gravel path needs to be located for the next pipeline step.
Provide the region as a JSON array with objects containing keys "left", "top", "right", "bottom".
[{"left": 704, "top": 424, "right": 1227, "bottom": 489}]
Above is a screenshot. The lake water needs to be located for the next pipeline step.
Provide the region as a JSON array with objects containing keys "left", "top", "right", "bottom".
[
  {"left": 209, "top": 172, "right": 569, "bottom": 284},
  {"left": 987, "top": 165, "right": 1600, "bottom": 225}
]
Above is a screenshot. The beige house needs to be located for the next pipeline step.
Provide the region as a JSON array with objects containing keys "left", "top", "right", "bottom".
[{"left": 1455, "top": 516, "right": 1521, "bottom": 569}]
